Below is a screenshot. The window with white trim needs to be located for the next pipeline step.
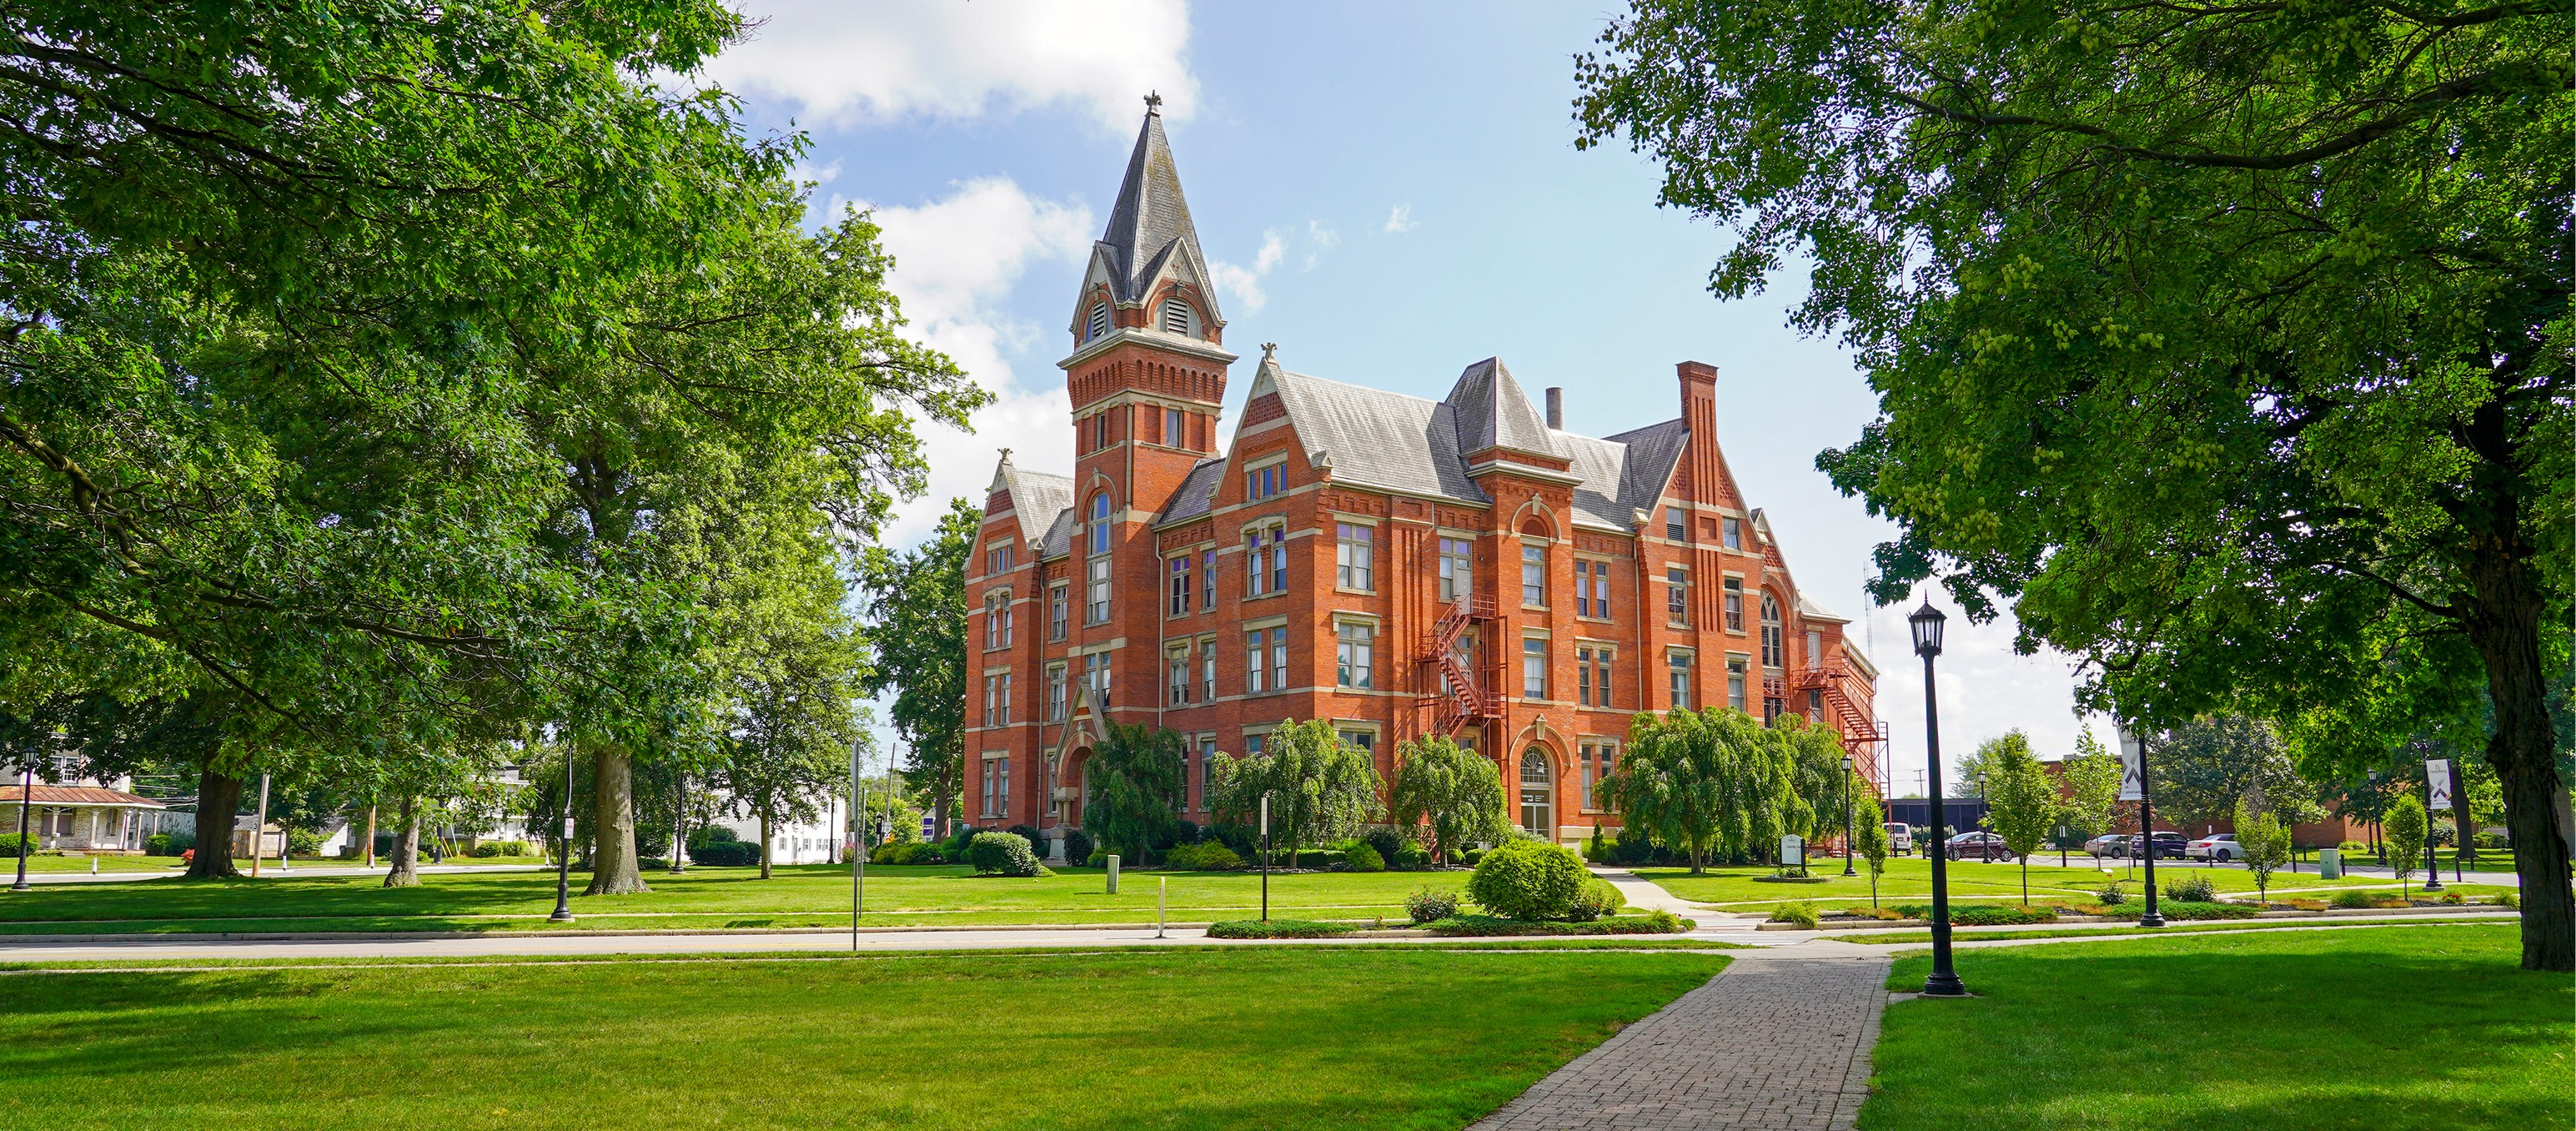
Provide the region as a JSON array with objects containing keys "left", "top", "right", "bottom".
[
  {"left": 1335, "top": 523, "right": 1373, "bottom": 591},
  {"left": 1522, "top": 637, "right": 1548, "bottom": 699},
  {"left": 1166, "top": 407, "right": 1186, "bottom": 449},
  {"left": 1049, "top": 584, "right": 1068, "bottom": 641},
  {"left": 1245, "top": 522, "right": 1287, "bottom": 597},
  {"left": 1577, "top": 644, "right": 1613, "bottom": 708},
  {"left": 1083, "top": 651, "right": 1111, "bottom": 705},
  {"left": 1580, "top": 739, "right": 1618, "bottom": 810},
  {"left": 1200, "top": 637, "right": 1217, "bottom": 702},
  {"left": 1437, "top": 537, "right": 1474, "bottom": 604},
  {"left": 1087, "top": 557, "right": 1112, "bottom": 625},
  {"left": 1199, "top": 550, "right": 1217, "bottom": 611},
  {"left": 1667, "top": 566, "right": 1690, "bottom": 626},
  {"left": 1760, "top": 593, "right": 1785, "bottom": 668},
  {"left": 1336, "top": 621, "right": 1373, "bottom": 690},
  {"left": 1727, "top": 657, "right": 1750, "bottom": 712},
  {"left": 1047, "top": 662, "right": 1067, "bottom": 721},
  {"left": 1247, "top": 463, "right": 1282, "bottom": 500},
  {"left": 1167, "top": 555, "right": 1192, "bottom": 616},
  {"left": 1521, "top": 543, "right": 1547, "bottom": 607},
  {"left": 987, "top": 542, "right": 1012, "bottom": 576},
  {"left": 1723, "top": 576, "right": 1745, "bottom": 633},
  {"left": 1669, "top": 652, "right": 1695, "bottom": 711},
  {"left": 982, "top": 672, "right": 1011, "bottom": 726},
  {"left": 1167, "top": 645, "right": 1192, "bottom": 706},
  {"left": 1722, "top": 515, "right": 1744, "bottom": 550}
]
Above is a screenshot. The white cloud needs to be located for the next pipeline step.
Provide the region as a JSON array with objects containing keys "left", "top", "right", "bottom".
[
  {"left": 858, "top": 178, "right": 1095, "bottom": 543},
  {"left": 1211, "top": 229, "right": 1288, "bottom": 312},
  {"left": 1384, "top": 204, "right": 1416, "bottom": 233},
  {"left": 706, "top": 0, "right": 1198, "bottom": 131},
  {"left": 1856, "top": 593, "right": 2111, "bottom": 797},
  {"left": 1303, "top": 220, "right": 1339, "bottom": 269}
]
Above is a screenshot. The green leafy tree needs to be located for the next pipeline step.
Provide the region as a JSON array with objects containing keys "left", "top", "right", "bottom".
[
  {"left": 2385, "top": 794, "right": 2429, "bottom": 899},
  {"left": 1980, "top": 732, "right": 2058, "bottom": 903},
  {"left": 1853, "top": 791, "right": 1891, "bottom": 910},
  {"left": 1208, "top": 720, "right": 1380, "bottom": 869},
  {"left": 2058, "top": 731, "right": 2125, "bottom": 857},
  {"left": 1576, "top": 0, "right": 2572, "bottom": 973},
  {"left": 1388, "top": 736, "right": 1513, "bottom": 863},
  {"left": 857, "top": 499, "right": 977, "bottom": 837},
  {"left": 2155, "top": 717, "right": 2324, "bottom": 839},
  {"left": 2235, "top": 799, "right": 2292, "bottom": 905},
  {"left": 1081, "top": 722, "right": 1187, "bottom": 862},
  {"left": 1771, "top": 715, "right": 1846, "bottom": 842},
  {"left": 1606, "top": 707, "right": 1798, "bottom": 873},
  {"left": 714, "top": 626, "right": 861, "bottom": 881}
]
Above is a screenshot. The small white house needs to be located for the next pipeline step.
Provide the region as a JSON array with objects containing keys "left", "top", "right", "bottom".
[{"left": 2, "top": 781, "right": 170, "bottom": 855}]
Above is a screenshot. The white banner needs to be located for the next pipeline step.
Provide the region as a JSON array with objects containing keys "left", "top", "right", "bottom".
[
  {"left": 2116, "top": 725, "right": 2146, "bottom": 802},
  {"left": 2426, "top": 759, "right": 2453, "bottom": 811}
]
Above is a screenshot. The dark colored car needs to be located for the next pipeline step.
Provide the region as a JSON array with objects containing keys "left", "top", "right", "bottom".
[
  {"left": 1946, "top": 831, "right": 2016, "bottom": 862},
  {"left": 2139, "top": 832, "right": 2188, "bottom": 860}
]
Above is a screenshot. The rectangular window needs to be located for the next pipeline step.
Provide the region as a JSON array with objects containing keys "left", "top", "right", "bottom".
[
  {"left": 1594, "top": 648, "right": 1613, "bottom": 709},
  {"left": 1722, "top": 515, "right": 1743, "bottom": 550},
  {"left": 1201, "top": 550, "right": 1217, "bottom": 611},
  {"left": 987, "top": 544, "right": 1012, "bottom": 576},
  {"left": 1438, "top": 537, "right": 1474, "bottom": 604},
  {"left": 997, "top": 673, "right": 1011, "bottom": 726},
  {"left": 1336, "top": 524, "right": 1373, "bottom": 591},
  {"left": 1047, "top": 663, "right": 1067, "bottom": 721},
  {"left": 1723, "top": 576, "right": 1745, "bottom": 633},
  {"left": 1667, "top": 567, "right": 1690, "bottom": 626},
  {"left": 999, "top": 604, "right": 1013, "bottom": 647},
  {"left": 1269, "top": 530, "right": 1288, "bottom": 594},
  {"left": 1667, "top": 513, "right": 1686, "bottom": 542},
  {"left": 1521, "top": 544, "right": 1546, "bottom": 607},
  {"left": 983, "top": 673, "right": 1010, "bottom": 726},
  {"left": 1806, "top": 629, "right": 1823, "bottom": 669},
  {"left": 1083, "top": 652, "right": 1111, "bottom": 705},
  {"left": 1201, "top": 638, "right": 1218, "bottom": 702},
  {"left": 1245, "top": 528, "right": 1268, "bottom": 597},
  {"left": 1576, "top": 560, "right": 1610, "bottom": 619},
  {"left": 1336, "top": 622, "right": 1374, "bottom": 690},
  {"left": 1246, "top": 733, "right": 1265, "bottom": 758},
  {"left": 1576, "top": 646, "right": 1594, "bottom": 706},
  {"left": 1338, "top": 730, "right": 1377, "bottom": 756},
  {"left": 1669, "top": 653, "right": 1695, "bottom": 711},
  {"left": 984, "top": 596, "right": 1002, "bottom": 650},
  {"left": 1270, "top": 627, "right": 1288, "bottom": 691},
  {"left": 982, "top": 759, "right": 997, "bottom": 817},
  {"left": 1087, "top": 557, "right": 1112, "bottom": 624},
  {"left": 1168, "top": 646, "right": 1191, "bottom": 706},
  {"left": 997, "top": 758, "right": 1010, "bottom": 817},
  {"left": 1246, "top": 631, "right": 1267, "bottom": 693},
  {"left": 1247, "top": 464, "right": 1282, "bottom": 500},
  {"left": 1765, "top": 696, "right": 1784, "bottom": 725},
  {"left": 1809, "top": 687, "right": 1825, "bottom": 722},
  {"left": 1727, "top": 658, "right": 1749, "bottom": 713},
  {"left": 1165, "top": 408, "right": 1184, "bottom": 448},
  {"left": 1168, "top": 556, "right": 1191, "bottom": 616},
  {"left": 1522, "top": 637, "right": 1548, "bottom": 699},
  {"left": 1050, "top": 585, "right": 1068, "bottom": 641},
  {"left": 1195, "top": 736, "right": 1217, "bottom": 810},
  {"left": 1580, "top": 744, "right": 1595, "bottom": 809}
]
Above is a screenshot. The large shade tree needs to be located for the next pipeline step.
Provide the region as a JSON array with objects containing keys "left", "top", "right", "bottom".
[
  {"left": 857, "top": 499, "right": 977, "bottom": 838},
  {"left": 1578, "top": 0, "right": 2573, "bottom": 969}
]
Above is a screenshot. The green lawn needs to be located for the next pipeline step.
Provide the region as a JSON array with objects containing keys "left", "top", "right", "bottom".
[
  {"left": 1632, "top": 856, "right": 2422, "bottom": 912},
  {"left": 0, "top": 948, "right": 1727, "bottom": 1130},
  {"left": 1840, "top": 917, "right": 2513, "bottom": 945},
  {"left": 0, "top": 863, "right": 1478, "bottom": 934},
  {"left": 1860, "top": 924, "right": 2568, "bottom": 1130}
]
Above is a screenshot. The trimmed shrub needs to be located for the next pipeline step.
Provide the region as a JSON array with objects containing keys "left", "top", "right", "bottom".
[
  {"left": 1169, "top": 818, "right": 1200, "bottom": 847},
  {"left": 2096, "top": 881, "right": 2128, "bottom": 906},
  {"left": 1205, "top": 918, "right": 1355, "bottom": 939},
  {"left": 1427, "top": 912, "right": 1690, "bottom": 937},
  {"left": 2329, "top": 888, "right": 2403, "bottom": 909},
  {"left": 286, "top": 828, "right": 324, "bottom": 856},
  {"left": 906, "top": 844, "right": 947, "bottom": 865},
  {"left": 1086, "top": 846, "right": 1108, "bottom": 867},
  {"left": 689, "top": 840, "right": 759, "bottom": 867},
  {"left": 1770, "top": 902, "right": 1821, "bottom": 927},
  {"left": 2495, "top": 890, "right": 2518, "bottom": 909},
  {"left": 2162, "top": 900, "right": 2258, "bottom": 920},
  {"left": 1391, "top": 841, "right": 1432, "bottom": 870},
  {"left": 1164, "top": 842, "right": 1245, "bottom": 871},
  {"left": 2473, "top": 831, "right": 2508, "bottom": 850},
  {"left": 2165, "top": 873, "right": 2219, "bottom": 903},
  {"left": 1895, "top": 903, "right": 2057, "bottom": 926},
  {"left": 472, "top": 842, "right": 505, "bottom": 858},
  {"left": 1359, "top": 827, "right": 1406, "bottom": 867},
  {"left": 969, "top": 832, "right": 1045, "bottom": 877},
  {"left": 2337, "top": 840, "right": 2371, "bottom": 855},
  {"left": 1567, "top": 878, "right": 1621, "bottom": 922},
  {"left": 1464, "top": 839, "right": 1588, "bottom": 921},
  {"left": 0, "top": 832, "right": 33, "bottom": 858},
  {"left": 1406, "top": 885, "right": 1460, "bottom": 924},
  {"left": 1062, "top": 828, "right": 1093, "bottom": 867},
  {"left": 1343, "top": 842, "right": 1386, "bottom": 872}
]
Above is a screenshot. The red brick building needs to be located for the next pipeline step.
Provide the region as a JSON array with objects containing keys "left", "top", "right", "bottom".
[{"left": 962, "top": 104, "right": 1882, "bottom": 854}]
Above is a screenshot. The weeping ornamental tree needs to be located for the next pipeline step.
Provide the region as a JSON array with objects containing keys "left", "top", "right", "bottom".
[
  {"left": 1081, "top": 722, "right": 1187, "bottom": 862},
  {"left": 1606, "top": 707, "right": 1802, "bottom": 873},
  {"left": 1578, "top": 0, "right": 2572, "bottom": 971},
  {"left": 1388, "top": 736, "right": 1513, "bottom": 863},
  {"left": 1208, "top": 719, "right": 1380, "bottom": 869}
]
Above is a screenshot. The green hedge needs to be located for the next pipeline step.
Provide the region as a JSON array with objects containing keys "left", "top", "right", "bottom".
[
  {"left": 2161, "top": 900, "right": 2260, "bottom": 920},
  {"left": 1464, "top": 840, "right": 1588, "bottom": 920},
  {"left": 1204, "top": 918, "right": 1355, "bottom": 939},
  {"left": 1894, "top": 903, "right": 2058, "bottom": 926},
  {"left": 1426, "top": 912, "right": 1692, "bottom": 937},
  {"left": 1163, "top": 842, "right": 1243, "bottom": 871},
  {"left": 0, "top": 832, "right": 31, "bottom": 858}
]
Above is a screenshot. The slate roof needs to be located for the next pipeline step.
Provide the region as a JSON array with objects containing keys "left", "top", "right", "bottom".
[
  {"left": 1154, "top": 457, "right": 1229, "bottom": 526},
  {"left": 989, "top": 459, "right": 1072, "bottom": 551},
  {"left": 0, "top": 785, "right": 163, "bottom": 807},
  {"left": 1093, "top": 104, "right": 1221, "bottom": 324},
  {"left": 1447, "top": 358, "right": 1559, "bottom": 458}
]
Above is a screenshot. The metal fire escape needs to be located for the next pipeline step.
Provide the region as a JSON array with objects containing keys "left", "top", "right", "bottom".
[
  {"left": 1771, "top": 665, "right": 1889, "bottom": 788},
  {"left": 1419, "top": 594, "right": 1501, "bottom": 736}
]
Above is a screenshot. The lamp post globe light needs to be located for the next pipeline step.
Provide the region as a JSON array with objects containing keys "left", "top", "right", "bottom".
[
  {"left": 1909, "top": 600, "right": 1966, "bottom": 998},
  {"left": 1840, "top": 752, "right": 1857, "bottom": 877}
]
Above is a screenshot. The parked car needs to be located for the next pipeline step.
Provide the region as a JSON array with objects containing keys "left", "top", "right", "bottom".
[
  {"left": 2137, "top": 832, "right": 2188, "bottom": 859},
  {"left": 2186, "top": 833, "right": 2242, "bottom": 862},
  {"left": 1885, "top": 822, "right": 1913, "bottom": 855},
  {"left": 2084, "top": 833, "right": 2131, "bottom": 859},
  {"left": 1946, "top": 831, "right": 2015, "bottom": 862}
]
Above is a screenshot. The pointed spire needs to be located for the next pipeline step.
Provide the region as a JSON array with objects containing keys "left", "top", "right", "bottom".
[{"left": 1095, "top": 98, "right": 1219, "bottom": 323}]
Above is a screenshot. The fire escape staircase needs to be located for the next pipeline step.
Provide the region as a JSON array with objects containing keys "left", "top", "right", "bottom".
[
  {"left": 1417, "top": 594, "right": 1500, "bottom": 737},
  {"left": 1776, "top": 664, "right": 1889, "bottom": 787}
]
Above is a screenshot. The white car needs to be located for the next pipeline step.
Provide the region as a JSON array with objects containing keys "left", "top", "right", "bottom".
[
  {"left": 1884, "top": 822, "right": 1913, "bottom": 855},
  {"left": 2185, "top": 833, "right": 2241, "bottom": 862}
]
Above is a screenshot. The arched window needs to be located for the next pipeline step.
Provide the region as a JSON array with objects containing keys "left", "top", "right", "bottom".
[
  {"left": 1160, "top": 297, "right": 1193, "bottom": 335},
  {"left": 1760, "top": 593, "right": 1784, "bottom": 669},
  {"left": 1087, "top": 303, "right": 1111, "bottom": 340},
  {"left": 1089, "top": 493, "right": 1112, "bottom": 555}
]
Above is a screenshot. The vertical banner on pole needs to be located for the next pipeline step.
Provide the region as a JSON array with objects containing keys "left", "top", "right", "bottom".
[
  {"left": 2115, "top": 727, "right": 2146, "bottom": 802},
  {"left": 2423, "top": 760, "right": 2453, "bottom": 810}
]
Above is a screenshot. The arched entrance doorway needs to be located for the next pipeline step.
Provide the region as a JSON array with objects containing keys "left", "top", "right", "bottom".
[{"left": 1518, "top": 748, "right": 1553, "bottom": 839}]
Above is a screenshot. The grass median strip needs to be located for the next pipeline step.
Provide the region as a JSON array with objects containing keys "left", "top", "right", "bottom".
[
  {"left": 0, "top": 947, "right": 1729, "bottom": 1130},
  {"left": 1860, "top": 924, "right": 2566, "bottom": 1130},
  {"left": 1841, "top": 916, "right": 2509, "bottom": 946}
]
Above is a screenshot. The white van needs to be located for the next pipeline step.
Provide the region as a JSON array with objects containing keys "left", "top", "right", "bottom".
[{"left": 1885, "top": 822, "right": 1914, "bottom": 855}]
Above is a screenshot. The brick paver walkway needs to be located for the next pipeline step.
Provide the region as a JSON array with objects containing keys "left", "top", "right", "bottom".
[{"left": 1470, "top": 951, "right": 1891, "bottom": 1130}]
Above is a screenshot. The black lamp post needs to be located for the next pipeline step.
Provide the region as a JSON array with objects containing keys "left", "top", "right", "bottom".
[
  {"left": 2368, "top": 771, "right": 2386, "bottom": 867},
  {"left": 10, "top": 762, "right": 32, "bottom": 893},
  {"left": 2420, "top": 773, "right": 2443, "bottom": 893},
  {"left": 2130, "top": 725, "right": 2165, "bottom": 928},
  {"left": 1840, "top": 753, "right": 1857, "bottom": 877},
  {"left": 1910, "top": 600, "right": 1966, "bottom": 998},
  {"left": 549, "top": 752, "right": 575, "bottom": 923}
]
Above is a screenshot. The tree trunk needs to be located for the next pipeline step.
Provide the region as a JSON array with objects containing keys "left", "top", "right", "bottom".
[
  {"left": 184, "top": 770, "right": 244, "bottom": 878},
  {"left": 384, "top": 796, "right": 421, "bottom": 887},
  {"left": 584, "top": 744, "right": 649, "bottom": 895},
  {"left": 2463, "top": 522, "right": 2573, "bottom": 972},
  {"left": 759, "top": 811, "right": 774, "bottom": 880}
]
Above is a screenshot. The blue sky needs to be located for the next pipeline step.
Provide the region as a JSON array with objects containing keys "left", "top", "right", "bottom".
[{"left": 695, "top": 0, "right": 2108, "bottom": 787}]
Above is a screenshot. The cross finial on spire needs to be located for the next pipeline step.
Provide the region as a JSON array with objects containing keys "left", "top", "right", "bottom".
[
  {"left": 1261, "top": 342, "right": 1278, "bottom": 360},
  {"left": 1144, "top": 90, "right": 1162, "bottom": 115},
  {"left": 998, "top": 446, "right": 1013, "bottom": 462}
]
